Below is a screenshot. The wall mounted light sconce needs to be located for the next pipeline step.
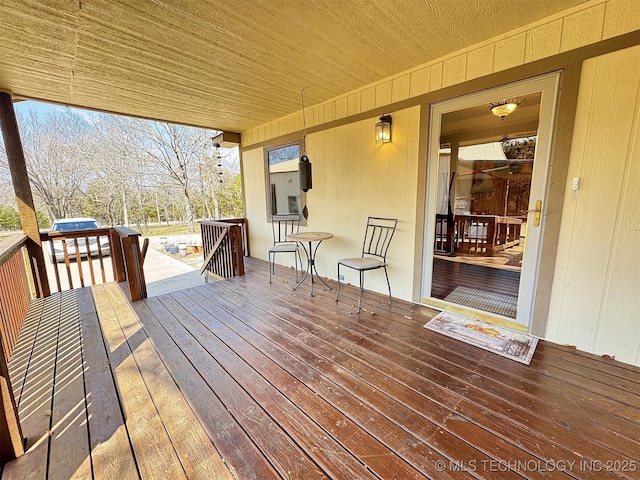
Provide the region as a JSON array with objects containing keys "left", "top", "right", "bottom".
[
  {"left": 489, "top": 98, "right": 524, "bottom": 119},
  {"left": 375, "top": 114, "right": 392, "bottom": 143}
]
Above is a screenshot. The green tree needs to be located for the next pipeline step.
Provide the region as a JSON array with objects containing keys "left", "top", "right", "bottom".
[
  {"left": 0, "top": 204, "right": 20, "bottom": 230},
  {"left": 217, "top": 174, "right": 244, "bottom": 218}
]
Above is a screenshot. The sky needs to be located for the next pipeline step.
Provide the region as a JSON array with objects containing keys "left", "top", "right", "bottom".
[
  {"left": 14, "top": 100, "right": 99, "bottom": 122},
  {"left": 14, "top": 100, "right": 67, "bottom": 115}
]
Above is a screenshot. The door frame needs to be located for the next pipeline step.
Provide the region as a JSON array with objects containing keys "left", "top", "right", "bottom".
[{"left": 421, "top": 72, "right": 561, "bottom": 330}]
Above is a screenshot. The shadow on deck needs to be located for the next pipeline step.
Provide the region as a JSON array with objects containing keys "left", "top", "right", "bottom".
[{"left": 3, "top": 257, "right": 639, "bottom": 479}]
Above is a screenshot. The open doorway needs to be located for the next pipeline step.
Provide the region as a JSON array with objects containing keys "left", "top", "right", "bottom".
[{"left": 422, "top": 74, "right": 560, "bottom": 329}]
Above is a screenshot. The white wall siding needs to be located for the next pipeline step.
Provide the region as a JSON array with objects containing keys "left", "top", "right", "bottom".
[
  {"left": 546, "top": 45, "right": 640, "bottom": 365},
  {"left": 242, "top": 106, "right": 422, "bottom": 301}
]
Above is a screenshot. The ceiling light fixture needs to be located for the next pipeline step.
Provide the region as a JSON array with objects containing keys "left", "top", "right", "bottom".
[{"left": 490, "top": 98, "right": 524, "bottom": 119}]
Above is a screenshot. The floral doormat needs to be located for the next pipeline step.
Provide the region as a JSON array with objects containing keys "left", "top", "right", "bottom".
[{"left": 424, "top": 311, "right": 538, "bottom": 364}]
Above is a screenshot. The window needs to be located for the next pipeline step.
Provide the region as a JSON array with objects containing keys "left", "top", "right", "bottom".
[{"left": 266, "top": 142, "right": 302, "bottom": 216}]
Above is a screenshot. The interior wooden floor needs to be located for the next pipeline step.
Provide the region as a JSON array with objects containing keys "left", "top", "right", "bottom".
[
  {"left": 3, "top": 257, "right": 639, "bottom": 479},
  {"left": 431, "top": 256, "right": 521, "bottom": 300}
]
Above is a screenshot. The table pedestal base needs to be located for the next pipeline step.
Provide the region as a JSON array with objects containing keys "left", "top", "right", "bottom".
[{"left": 291, "top": 241, "right": 333, "bottom": 296}]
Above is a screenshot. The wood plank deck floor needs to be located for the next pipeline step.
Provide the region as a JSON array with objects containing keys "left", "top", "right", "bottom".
[{"left": 3, "top": 257, "right": 639, "bottom": 479}]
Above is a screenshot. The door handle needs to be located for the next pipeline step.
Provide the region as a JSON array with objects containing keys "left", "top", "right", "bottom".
[{"left": 528, "top": 200, "right": 542, "bottom": 227}]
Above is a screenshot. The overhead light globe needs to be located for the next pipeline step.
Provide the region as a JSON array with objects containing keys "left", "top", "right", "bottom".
[{"left": 489, "top": 98, "right": 524, "bottom": 119}]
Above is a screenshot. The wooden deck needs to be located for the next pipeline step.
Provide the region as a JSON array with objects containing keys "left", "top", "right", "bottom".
[{"left": 3, "top": 257, "right": 639, "bottom": 479}]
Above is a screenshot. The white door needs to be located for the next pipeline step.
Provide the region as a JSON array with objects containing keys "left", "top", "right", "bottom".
[{"left": 421, "top": 73, "right": 560, "bottom": 329}]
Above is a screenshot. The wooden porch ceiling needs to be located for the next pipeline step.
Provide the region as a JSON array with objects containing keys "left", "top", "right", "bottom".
[
  {"left": 4, "top": 258, "right": 639, "bottom": 479},
  {"left": 0, "top": 1, "right": 585, "bottom": 132}
]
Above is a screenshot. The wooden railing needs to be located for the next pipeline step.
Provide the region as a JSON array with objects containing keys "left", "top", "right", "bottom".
[
  {"left": 0, "top": 227, "right": 148, "bottom": 466},
  {"left": 113, "top": 227, "right": 148, "bottom": 302},
  {"left": 214, "top": 217, "right": 250, "bottom": 257},
  {"left": 0, "top": 235, "right": 32, "bottom": 362},
  {"left": 42, "top": 228, "right": 115, "bottom": 292},
  {"left": 199, "top": 219, "right": 247, "bottom": 279},
  {"left": 0, "top": 235, "right": 28, "bottom": 463},
  {"left": 40, "top": 227, "right": 148, "bottom": 301},
  {"left": 454, "top": 215, "right": 522, "bottom": 257},
  {"left": 434, "top": 214, "right": 523, "bottom": 257}
]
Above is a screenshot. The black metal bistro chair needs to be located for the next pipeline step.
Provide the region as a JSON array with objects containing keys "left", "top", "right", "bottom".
[
  {"left": 268, "top": 214, "right": 303, "bottom": 283},
  {"left": 335, "top": 216, "right": 398, "bottom": 313}
]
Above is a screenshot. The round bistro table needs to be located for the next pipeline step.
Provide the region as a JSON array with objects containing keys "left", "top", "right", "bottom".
[{"left": 286, "top": 231, "right": 333, "bottom": 296}]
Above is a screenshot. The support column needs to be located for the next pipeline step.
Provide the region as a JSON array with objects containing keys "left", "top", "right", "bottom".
[{"left": 0, "top": 92, "right": 50, "bottom": 297}]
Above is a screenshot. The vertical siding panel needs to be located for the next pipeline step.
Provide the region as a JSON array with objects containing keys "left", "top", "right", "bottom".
[
  {"left": 595, "top": 54, "right": 640, "bottom": 362},
  {"left": 524, "top": 19, "right": 562, "bottom": 63},
  {"left": 410, "top": 67, "right": 430, "bottom": 97},
  {"left": 334, "top": 124, "right": 350, "bottom": 248},
  {"left": 372, "top": 119, "right": 389, "bottom": 217},
  {"left": 405, "top": 106, "right": 421, "bottom": 226},
  {"left": 466, "top": 45, "right": 494, "bottom": 81},
  {"left": 335, "top": 97, "right": 348, "bottom": 120},
  {"left": 263, "top": 123, "right": 272, "bottom": 141},
  {"left": 602, "top": 0, "right": 640, "bottom": 39},
  {"left": 361, "top": 87, "right": 376, "bottom": 112},
  {"left": 547, "top": 46, "right": 640, "bottom": 364},
  {"left": 375, "top": 82, "right": 392, "bottom": 108},
  {"left": 323, "top": 102, "right": 336, "bottom": 123},
  {"left": 347, "top": 122, "right": 363, "bottom": 234},
  {"left": 546, "top": 57, "right": 596, "bottom": 345},
  {"left": 242, "top": 148, "right": 270, "bottom": 260},
  {"left": 323, "top": 129, "right": 338, "bottom": 262},
  {"left": 493, "top": 33, "right": 526, "bottom": 72},
  {"left": 392, "top": 75, "right": 410, "bottom": 103},
  {"left": 389, "top": 109, "right": 409, "bottom": 220},
  {"left": 442, "top": 54, "right": 467, "bottom": 88},
  {"left": 430, "top": 63, "right": 443, "bottom": 91},
  {"left": 384, "top": 107, "right": 421, "bottom": 300},
  {"left": 313, "top": 105, "right": 324, "bottom": 126},
  {"left": 560, "top": 3, "right": 606, "bottom": 53},
  {"left": 347, "top": 93, "right": 361, "bottom": 116},
  {"left": 310, "top": 134, "right": 326, "bottom": 229}
]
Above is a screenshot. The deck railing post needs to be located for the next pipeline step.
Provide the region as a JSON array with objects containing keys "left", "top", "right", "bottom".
[
  {"left": 114, "top": 227, "right": 147, "bottom": 302},
  {"left": 230, "top": 224, "right": 245, "bottom": 276}
]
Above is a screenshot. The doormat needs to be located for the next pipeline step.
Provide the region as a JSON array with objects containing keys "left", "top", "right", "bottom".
[
  {"left": 444, "top": 286, "right": 518, "bottom": 318},
  {"left": 424, "top": 311, "right": 538, "bottom": 364}
]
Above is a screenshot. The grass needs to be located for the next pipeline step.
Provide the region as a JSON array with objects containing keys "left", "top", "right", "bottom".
[
  {"left": 138, "top": 223, "right": 200, "bottom": 237},
  {"left": 1, "top": 224, "right": 201, "bottom": 237}
]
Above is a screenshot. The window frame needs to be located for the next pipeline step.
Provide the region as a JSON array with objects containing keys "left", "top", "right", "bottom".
[{"left": 264, "top": 141, "right": 306, "bottom": 223}]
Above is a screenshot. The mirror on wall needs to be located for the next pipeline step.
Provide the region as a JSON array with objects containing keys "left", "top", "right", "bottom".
[{"left": 266, "top": 142, "right": 302, "bottom": 215}]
